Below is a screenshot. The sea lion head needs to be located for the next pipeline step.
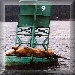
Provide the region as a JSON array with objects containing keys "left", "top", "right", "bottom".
[{"left": 12, "top": 46, "right": 19, "bottom": 50}]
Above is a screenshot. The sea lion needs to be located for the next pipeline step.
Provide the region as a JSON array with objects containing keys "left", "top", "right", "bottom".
[
  {"left": 4, "top": 46, "right": 65, "bottom": 59},
  {"left": 6, "top": 46, "right": 54, "bottom": 58},
  {"left": 12, "top": 46, "right": 19, "bottom": 50}
]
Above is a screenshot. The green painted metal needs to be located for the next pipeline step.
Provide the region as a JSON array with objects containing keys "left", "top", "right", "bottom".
[
  {"left": 4, "top": 56, "right": 58, "bottom": 66},
  {"left": 18, "top": 5, "right": 51, "bottom": 27},
  {"left": 4, "top": 1, "right": 58, "bottom": 66},
  {"left": 15, "top": 1, "right": 51, "bottom": 50},
  {"left": 15, "top": 26, "right": 50, "bottom": 50}
]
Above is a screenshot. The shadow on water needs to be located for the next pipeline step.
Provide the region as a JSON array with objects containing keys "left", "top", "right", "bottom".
[{"left": 5, "top": 61, "right": 59, "bottom": 70}]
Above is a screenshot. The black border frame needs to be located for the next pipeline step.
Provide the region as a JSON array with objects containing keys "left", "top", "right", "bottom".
[{"left": 0, "top": 0, "right": 75, "bottom": 75}]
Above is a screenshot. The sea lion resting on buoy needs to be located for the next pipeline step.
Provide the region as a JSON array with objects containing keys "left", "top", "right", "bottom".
[
  {"left": 12, "top": 46, "right": 54, "bottom": 58},
  {"left": 4, "top": 46, "right": 67, "bottom": 59}
]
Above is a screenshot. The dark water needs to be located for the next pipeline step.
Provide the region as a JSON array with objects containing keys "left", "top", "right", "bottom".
[
  {"left": 1, "top": 61, "right": 72, "bottom": 75},
  {"left": 5, "top": 62, "right": 58, "bottom": 70}
]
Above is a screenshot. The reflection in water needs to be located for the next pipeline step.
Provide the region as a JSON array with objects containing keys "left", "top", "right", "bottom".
[{"left": 5, "top": 61, "right": 59, "bottom": 70}]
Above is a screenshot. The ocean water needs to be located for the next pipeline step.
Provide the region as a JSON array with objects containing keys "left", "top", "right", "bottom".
[{"left": 0, "top": 21, "right": 73, "bottom": 75}]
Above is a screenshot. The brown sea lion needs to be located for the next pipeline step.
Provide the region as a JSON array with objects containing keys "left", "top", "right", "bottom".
[
  {"left": 5, "top": 46, "right": 65, "bottom": 59},
  {"left": 12, "top": 46, "right": 19, "bottom": 50},
  {"left": 7, "top": 46, "right": 54, "bottom": 58}
]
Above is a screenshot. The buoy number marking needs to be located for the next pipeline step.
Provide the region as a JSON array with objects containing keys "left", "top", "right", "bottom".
[{"left": 41, "top": 6, "right": 45, "bottom": 11}]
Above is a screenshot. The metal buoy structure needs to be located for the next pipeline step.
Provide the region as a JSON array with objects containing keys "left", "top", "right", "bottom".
[
  {"left": 4, "top": 0, "right": 59, "bottom": 66},
  {"left": 15, "top": 0, "right": 51, "bottom": 50}
]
